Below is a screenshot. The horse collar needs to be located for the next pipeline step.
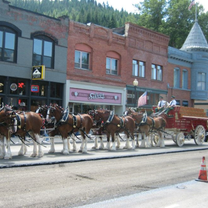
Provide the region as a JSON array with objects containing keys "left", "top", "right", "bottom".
[{"left": 106, "top": 111, "right": 114, "bottom": 123}]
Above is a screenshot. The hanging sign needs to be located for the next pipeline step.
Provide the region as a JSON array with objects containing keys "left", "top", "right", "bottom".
[{"left": 32, "top": 65, "right": 45, "bottom": 80}]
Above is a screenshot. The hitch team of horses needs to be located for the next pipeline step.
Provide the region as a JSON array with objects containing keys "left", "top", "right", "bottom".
[{"left": 0, "top": 104, "right": 208, "bottom": 160}]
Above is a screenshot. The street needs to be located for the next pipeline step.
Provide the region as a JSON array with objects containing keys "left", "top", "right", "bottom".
[{"left": 0, "top": 149, "right": 207, "bottom": 208}]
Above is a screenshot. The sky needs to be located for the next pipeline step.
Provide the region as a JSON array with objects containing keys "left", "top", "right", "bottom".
[{"left": 96, "top": 0, "right": 208, "bottom": 13}]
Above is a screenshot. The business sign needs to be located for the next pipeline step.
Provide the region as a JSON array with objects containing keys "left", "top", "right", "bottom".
[
  {"left": 31, "top": 85, "right": 39, "bottom": 93},
  {"left": 32, "top": 65, "right": 45, "bottom": 80},
  {"left": 70, "top": 88, "right": 122, "bottom": 104}
]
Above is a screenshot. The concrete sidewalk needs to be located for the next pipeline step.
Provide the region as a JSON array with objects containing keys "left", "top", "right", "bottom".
[{"left": 1, "top": 136, "right": 208, "bottom": 168}]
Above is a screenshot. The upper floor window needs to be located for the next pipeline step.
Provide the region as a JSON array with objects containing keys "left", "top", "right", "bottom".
[
  {"left": 174, "top": 68, "right": 180, "bottom": 88},
  {"left": 75, "top": 50, "right": 89, "bottom": 69},
  {"left": 74, "top": 44, "right": 92, "bottom": 70},
  {"left": 32, "top": 35, "right": 54, "bottom": 68},
  {"left": 151, "top": 64, "right": 162, "bottom": 81},
  {"left": 106, "top": 51, "right": 120, "bottom": 75},
  {"left": 132, "top": 60, "right": 145, "bottom": 77},
  {"left": 197, "top": 72, "right": 206, "bottom": 90},
  {"left": 182, "top": 69, "right": 188, "bottom": 89},
  {"left": 0, "top": 26, "right": 16, "bottom": 63}
]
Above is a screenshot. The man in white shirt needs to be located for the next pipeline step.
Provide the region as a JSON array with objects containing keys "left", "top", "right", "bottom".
[
  {"left": 165, "top": 95, "right": 177, "bottom": 115},
  {"left": 156, "top": 96, "right": 167, "bottom": 112}
]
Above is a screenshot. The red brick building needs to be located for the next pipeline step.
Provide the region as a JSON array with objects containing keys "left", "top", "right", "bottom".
[{"left": 65, "top": 21, "right": 170, "bottom": 115}]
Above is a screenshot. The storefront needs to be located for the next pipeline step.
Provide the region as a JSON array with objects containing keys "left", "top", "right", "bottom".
[
  {"left": 0, "top": 76, "right": 63, "bottom": 111},
  {"left": 65, "top": 80, "right": 126, "bottom": 115}
]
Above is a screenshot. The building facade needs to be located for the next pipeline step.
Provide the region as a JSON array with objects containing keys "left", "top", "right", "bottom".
[{"left": 0, "top": 0, "right": 68, "bottom": 111}]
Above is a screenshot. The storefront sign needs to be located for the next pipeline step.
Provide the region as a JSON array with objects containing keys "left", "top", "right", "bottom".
[
  {"left": 10, "top": 83, "right": 17, "bottom": 91},
  {"left": 32, "top": 65, "right": 45, "bottom": 80},
  {"left": 31, "top": 85, "right": 39, "bottom": 93},
  {"left": 70, "top": 88, "right": 122, "bottom": 104}
]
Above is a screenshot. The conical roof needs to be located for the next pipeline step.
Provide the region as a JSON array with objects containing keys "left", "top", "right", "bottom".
[{"left": 180, "top": 21, "right": 208, "bottom": 52}]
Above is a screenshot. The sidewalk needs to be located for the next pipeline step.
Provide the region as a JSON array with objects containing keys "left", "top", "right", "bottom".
[{"left": 1, "top": 136, "right": 208, "bottom": 168}]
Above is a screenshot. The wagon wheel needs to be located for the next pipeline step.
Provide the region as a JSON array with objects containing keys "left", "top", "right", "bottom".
[
  {"left": 194, "top": 125, "right": 205, "bottom": 145},
  {"left": 175, "top": 132, "right": 185, "bottom": 147}
]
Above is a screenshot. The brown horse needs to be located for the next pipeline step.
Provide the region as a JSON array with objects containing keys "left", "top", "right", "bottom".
[
  {"left": 89, "top": 109, "right": 135, "bottom": 150},
  {"left": 0, "top": 106, "right": 44, "bottom": 159},
  {"left": 46, "top": 104, "right": 93, "bottom": 154},
  {"left": 127, "top": 108, "right": 166, "bottom": 147}
]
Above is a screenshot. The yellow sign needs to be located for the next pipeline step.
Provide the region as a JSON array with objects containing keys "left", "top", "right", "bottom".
[{"left": 32, "top": 65, "right": 45, "bottom": 80}]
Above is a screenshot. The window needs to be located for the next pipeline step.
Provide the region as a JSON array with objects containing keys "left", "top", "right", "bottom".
[
  {"left": 106, "top": 57, "right": 117, "bottom": 75},
  {"left": 33, "top": 35, "right": 54, "bottom": 68},
  {"left": 0, "top": 26, "right": 16, "bottom": 62},
  {"left": 132, "top": 60, "right": 145, "bottom": 77},
  {"left": 75, "top": 50, "right": 90, "bottom": 69},
  {"left": 9, "top": 79, "right": 26, "bottom": 95},
  {"left": 174, "top": 68, "right": 180, "bottom": 88},
  {"left": 197, "top": 72, "right": 206, "bottom": 90},
  {"left": 50, "top": 82, "right": 62, "bottom": 98},
  {"left": 182, "top": 70, "right": 188, "bottom": 89},
  {"left": 182, "top": 101, "right": 188, "bottom": 106},
  {"left": 151, "top": 64, "right": 162, "bottom": 81}
]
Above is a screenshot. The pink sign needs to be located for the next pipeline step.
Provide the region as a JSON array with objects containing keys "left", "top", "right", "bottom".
[{"left": 70, "top": 88, "right": 122, "bottom": 104}]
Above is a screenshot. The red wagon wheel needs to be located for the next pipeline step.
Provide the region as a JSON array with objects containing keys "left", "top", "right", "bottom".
[{"left": 194, "top": 125, "right": 205, "bottom": 145}]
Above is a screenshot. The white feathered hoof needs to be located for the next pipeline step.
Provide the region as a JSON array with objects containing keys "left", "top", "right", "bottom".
[
  {"left": 48, "top": 148, "right": 55, "bottom": 153},
  {"left": 38, "top": 151, "right": 44, "bottom": 158},
  {"left": 91, "top": 146, "right": 97, "bottom": 150},
  {"left": 4, "top": 153, "right": 12, "bottom": 159},
  {"left": 63, "top": 149, "right": 69, "bottom": 155},
  {"left": 30, "top": 153, "right": 37, "bottom": 157}
]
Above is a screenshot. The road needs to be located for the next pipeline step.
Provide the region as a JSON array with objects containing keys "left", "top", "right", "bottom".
[{"left": 0, "top": 149, "right": 207, "bottom": 208}]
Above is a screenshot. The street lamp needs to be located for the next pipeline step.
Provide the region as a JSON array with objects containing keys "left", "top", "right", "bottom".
[{"left": 133, "top": 79, "right": 138, "bottom": 107}]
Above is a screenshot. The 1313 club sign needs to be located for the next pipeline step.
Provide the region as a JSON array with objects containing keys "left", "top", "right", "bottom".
[{"left": 32, "top": 65, "right": 45, "bottom": 80}]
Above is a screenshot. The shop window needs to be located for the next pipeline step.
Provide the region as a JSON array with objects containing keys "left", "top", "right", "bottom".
[
  {"left": 31, "top": 81, "right": 47, "bottom": 97},
  {"left": 151, "top": 64, "right": 163, "bottom": 81},
  {"left": 174, "top": 68, "right": 180, "bottom": 88},
  {"left": 32, "top": 34, "right": 54, "bottom": 68},
  {"left": 132, "top": 60, "right": 145, "bottom": 77},
  {"left": 50, "top": 82, "right": 62, "bottom": 98},
  {"left": 0, "top": 23, "right": 21, "bottom": 63},
  {"left": 0, "top": 78, "right": 4, "bottom": 93},
  {"left": 9, "top": 79, "right": 26, "bottom": 95}
]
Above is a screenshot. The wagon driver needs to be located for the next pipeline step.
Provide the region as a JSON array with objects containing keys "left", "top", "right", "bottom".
[{"left": 155, "top": 96, "right": 167, "bottom": 112}]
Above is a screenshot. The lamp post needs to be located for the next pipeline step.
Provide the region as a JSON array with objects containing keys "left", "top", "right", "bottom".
[{"left": 133, "top": 78, "right": 138, "bottom": 107}]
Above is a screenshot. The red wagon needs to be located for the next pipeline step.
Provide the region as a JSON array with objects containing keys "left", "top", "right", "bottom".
[{"left": 153, "top": 106, "right": 208, "bottom": 147}]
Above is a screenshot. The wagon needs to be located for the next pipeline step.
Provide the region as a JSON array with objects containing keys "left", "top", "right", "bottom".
[{"left": 152, "top": 106, "right": 208, "bottom": 147}]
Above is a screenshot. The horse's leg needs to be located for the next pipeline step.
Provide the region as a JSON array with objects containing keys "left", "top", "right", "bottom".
[
  {"left": 48, "top": 137, "right": 55, "bottom": 153},
  {"left": 4, "top": 134, "right": 12, "bottom": 159},
  {"left": 140, "top": 133, "right": 146, "bottom": 147},
  {"left": 71, "top": 134, "right": 77, "bottom": 152},
  {"left": 106, "top": 133, "right": 111, "bottom": 150},
  {"left": 159, "top": 132, "right": 165, "bottom": 147},
  {"left": 62, "top": 138, "right": 69, "bottom": 155},
  {"left": 123, "top": 134, "right": 131, "bottom": 149},
  {"left": 92, "top": 136, "right": 98, "bottom": 149},
  {"left": 35, "top": 133, "right": 44, "bottom": 157},
  {"left": 131, "top": 132, "right": 136, "bottom": 150},
  {"left": 83, "top": 136, "right": 88, "bottom": 153},
  {"left": 135, "top": 133, "right": 140, "bottom": 148},
  {"left": 0, "top": 135, "right": 5, "bottom": 159},
  {"left": 111, "top": 133, "right": 116, "bottom": 151},
  {"left": 99, "top": 136, "right": 104, "bottom": 149},
  {"left": 116, "top": 134, "right": 121, "bottom": 149},
  {"left": 18, "top": 138, "right": 27, "bottom": 156}
]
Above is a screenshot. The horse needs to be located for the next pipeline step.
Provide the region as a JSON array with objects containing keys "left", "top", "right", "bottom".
[
  {"left": 46, "top": 104, "right": 93, "bottom": 154},
  {"left": 127, "top": 108, "right": 166, "bottom": 147},
  {"left": 89, "top": 109, "right": 135, "bottom": 151},
  {"left": 0, "top": 106, "right": 44, "bottom": 159}
]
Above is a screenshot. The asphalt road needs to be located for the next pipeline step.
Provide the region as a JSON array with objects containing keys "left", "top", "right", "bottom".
[{"left": 1, "top": 149, "right": 208, "bottom": 208}]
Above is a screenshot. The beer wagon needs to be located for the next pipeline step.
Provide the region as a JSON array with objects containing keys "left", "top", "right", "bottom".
[{"left": 152, "top": 106, "right": 208, "bottom": 147}]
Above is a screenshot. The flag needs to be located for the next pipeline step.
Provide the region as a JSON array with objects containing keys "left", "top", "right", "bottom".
[
  {"left": 138, "top": 91, "right": 147, "bottom": 107},
  {"left": 188, "top": 0, "right": 195, "bottom": 10}
]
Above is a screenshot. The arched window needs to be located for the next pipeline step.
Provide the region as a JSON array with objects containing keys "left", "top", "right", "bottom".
[
  {"left": 32, "top": 32, "right": 56, "bottom": 68},
  {"left": 0, "top": 22, "right": 21, "bottom": 63},
  {"left": 106, "top": 51, "right": 120, "bottom": 75},
  {"left": 74, "top": 44, "right": 92, "bottom": 70}
]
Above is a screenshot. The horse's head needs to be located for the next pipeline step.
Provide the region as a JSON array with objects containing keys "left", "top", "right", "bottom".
[{"left": 46, "top": 105, "right": 64, "bottom": 122}]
